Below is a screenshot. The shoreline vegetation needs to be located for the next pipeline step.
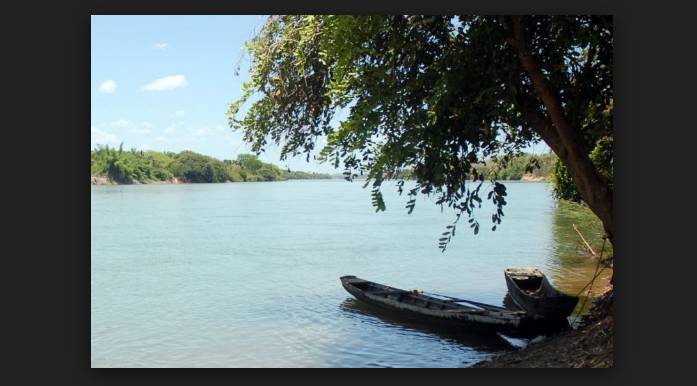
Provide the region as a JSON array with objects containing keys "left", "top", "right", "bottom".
[
  {"left": 91, "top": 145, "right": 612, "bottom": 367},
  {"left": 92, "top": 144, "right": 559, "bottom": 186},
  {"left": 393, "top": 152, "right": 557, "bottom": 183},
  {"left": 90, "top": 144, "right": 334, "bottom": 185},
  {"left": 92, "top": 144, "right": 613, "bottom": 367},
  {"left": 474, "top": 152, "right": 556, "bottom": 182}
]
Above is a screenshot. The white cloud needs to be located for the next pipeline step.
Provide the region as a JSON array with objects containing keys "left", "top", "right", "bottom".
[
  {"left": 216, "top": 125, "right": 224, "bottom": 132},
  {"left": 98, "top": 80, "right": 117, "bottom": 94},
  {"left": 110, "top": 119, "right": 132, "bottom": 128},
  {"left": 175, "top": 110, "right": 185, "bottom": 117},
  {"left": 155, "top": 136, "right": 169, "bottom": 143},
  {"left": 153, "top": 42, "right": 169, "bottom": 50},
  {"left": 164, "top": 126, "right": 176, "bottom": 134},
  {"left": 91, "top": 126, "right": 120, "bottom": 147},
  {"left": 141, "top": 74, "right": 188, "bottom": 92}
]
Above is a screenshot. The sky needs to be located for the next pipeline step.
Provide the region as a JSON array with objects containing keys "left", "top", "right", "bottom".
[
  {"left": 90, "top": 15, "right": 338, "bottom": 172},
  {"left": 91, "top": 15, "right": 548, "bottom": 174}
]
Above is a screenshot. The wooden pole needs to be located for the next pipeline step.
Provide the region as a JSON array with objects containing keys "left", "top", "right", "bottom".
[{"left": 573, "top": 223, "right": 597, "bottom": 257}]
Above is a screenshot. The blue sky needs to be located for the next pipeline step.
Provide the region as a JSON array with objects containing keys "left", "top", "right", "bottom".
[
  {"left": 91, "top": 16, "right": 548, "bottom": 173},
  {"left": 91, "top": 15, "right": 338, "bottom": 172}
]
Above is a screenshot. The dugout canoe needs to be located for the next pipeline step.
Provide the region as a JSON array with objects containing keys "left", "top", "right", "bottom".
[
  {"left": 504, "top": 267, "right": 579, "bottom": 319},
  {"left": 340, "top": 275, "right": 533, "bottom": 335}
]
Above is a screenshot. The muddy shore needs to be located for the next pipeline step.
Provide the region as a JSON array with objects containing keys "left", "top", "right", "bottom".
[
  {"left": 91, "top": 175, "right": 182, "bottom": 185},
  {"left": 473, "top": 287, "right": 613, "bottom": 368}
]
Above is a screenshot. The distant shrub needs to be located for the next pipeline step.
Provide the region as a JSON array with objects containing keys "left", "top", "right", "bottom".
[
  {"left": 91, "top": 146, "right": 300, "bottom": 184},
  {"left": 474, "top": 152, "right": 557, "bottom": 181}
]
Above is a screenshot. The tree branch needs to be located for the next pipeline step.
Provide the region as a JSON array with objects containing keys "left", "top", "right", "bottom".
[
  {"left": 507, "top": 17, "right": 582, "bottom": 156},
  {"left": 513, "top": 88, "right": 564, "bottom": 156},
  {"left": 506, "top": 16, "right": 614, "bottom": 241}
]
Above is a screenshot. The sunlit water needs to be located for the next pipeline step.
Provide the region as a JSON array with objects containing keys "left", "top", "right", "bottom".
[{"left": 91, "top": 179, "right": 611, "bottom": 367}]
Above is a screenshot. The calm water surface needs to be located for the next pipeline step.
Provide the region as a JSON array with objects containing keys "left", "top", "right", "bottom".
[{"left": 91, "top": 179, "right": 611, "bottom": 367}]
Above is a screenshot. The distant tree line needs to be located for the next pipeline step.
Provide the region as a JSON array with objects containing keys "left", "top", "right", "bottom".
[
  {"left": 472, "top": 147, "right": 612, "bottom": 204},
  {"left": 91, "top": 144, "right": 331, "bottom": 184},
  {"left": 229, "top": 15, "right": 615, "bottom": 244},
  {"left": 394, "top": 150, "right": 610, "bottom": 206},
  {"left": 91, "top": 144, "right": 610, "bottom": 209},
  {"left": 471, "top": 152, "right": 556, "bottom": 181},
  {"left": 392, "top": 152, "right": 555, "bottom": 182}
]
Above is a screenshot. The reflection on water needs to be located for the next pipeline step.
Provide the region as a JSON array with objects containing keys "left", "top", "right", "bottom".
[
  {"left": 92, "top": 181, "right": 613, "bottom": 367},
  {"left": 340, "top": 298, "right": 515, "bottom": 351},
  {"left": 545, "top": 200, "right": 613, "bottom": 316}
]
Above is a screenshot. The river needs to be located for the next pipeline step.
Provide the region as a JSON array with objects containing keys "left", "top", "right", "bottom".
[{"left": 91, "top": 179, "right": 611, "bottom": 367}]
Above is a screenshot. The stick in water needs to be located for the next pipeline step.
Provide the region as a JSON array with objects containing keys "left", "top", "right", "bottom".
[{"left": 573, "top": 223, "right": 597, "bottom": 257}]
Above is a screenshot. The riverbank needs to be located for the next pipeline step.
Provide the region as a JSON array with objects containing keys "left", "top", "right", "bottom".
[
  {"left": 91, "top": 175, "right": 549, "bottom": 185},
  {"left": 474, "top": 286, "right": 613, "bottom": 368},
  {"left": 90, "top": 174, "right": 336, "bottom": 185},
  {"left": 91, "top": 175, "right": 184, "bottom": 185},
  {"left": 91, "top": 148, "right": 334, "bottom": 185},
  {"left": 91, "top": 178, "right": 606, "bottom": 367},
  {"left": 521, "top": 174, "right": 549, "bottom": 182}
]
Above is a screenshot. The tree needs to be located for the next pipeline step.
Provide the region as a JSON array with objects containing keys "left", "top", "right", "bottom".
[
  {"left": 173, "top": 151, "right": 229, "bottom": 183},
  {"left": 228, "top": 15, "right": 614, "bottom": 247},
  {"left": 236, "top": 153, "right": 264, "bottom": 172},
  {"left": 552, "top": 135, "right": 613, "bottom": 202}
]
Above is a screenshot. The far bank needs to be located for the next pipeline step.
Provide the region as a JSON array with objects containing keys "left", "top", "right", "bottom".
[{"left": 91, "top": 146, "right": 333, "bottom": 185}]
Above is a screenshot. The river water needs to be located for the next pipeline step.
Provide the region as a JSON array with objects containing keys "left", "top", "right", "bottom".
[{"left": 91, "top": 179, "right": 611, "bottom": 367}]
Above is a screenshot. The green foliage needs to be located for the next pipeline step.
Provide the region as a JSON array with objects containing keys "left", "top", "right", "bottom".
[
  {"left": 236, "top": 153, "right": 264, "bottom": 172},
  {"left": 551, "top": 158, "right": 584, "bottom": 202},
  {"left": 551, "top": 136, "right": 613, "bottom": 202},
  {"left": 286, "top": 170, "right": 332, "bottom": 180},
  {"left": 91, "top": 144, "right": 173, "bottom": 184},
  {"left": 229, "top": 15, "right": 613, "bottom": 246},
  {"left": 170, "top": 151, "right": 229, "bottom": 183},
  {"left": 91, "top": 146, "right": 318, "bottom": 184},
  {"left": 142, "top": 151, "right": 175, "bottom": 180},
  {"left": 590, "top": 136, "right": 614, "bottom": 184},
  {"left": 475, "top": 152, "right": 557, "bottom": 181},
  {"left": 224, "top": 161, "right": 245, "bottom": 182}
]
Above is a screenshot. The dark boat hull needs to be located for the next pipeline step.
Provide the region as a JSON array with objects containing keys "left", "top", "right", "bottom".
[
  {"left": 340, "top": 275, "right": 534, "bottom": 335},
  {"left": 504, "top": 268, "right": 579, "bottom": 320}
]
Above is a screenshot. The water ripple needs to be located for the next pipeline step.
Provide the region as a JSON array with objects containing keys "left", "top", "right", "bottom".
[{"left": 92, "top": 181, "right": 606, "bottom": 367}]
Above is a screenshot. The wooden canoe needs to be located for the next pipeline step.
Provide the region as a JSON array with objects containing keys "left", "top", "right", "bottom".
[
  {"left": 340, "top": 275, "right": 533, "bottom": 335},
  {"left": 504, "top": 267, "right": 579, "bottom": 319}
]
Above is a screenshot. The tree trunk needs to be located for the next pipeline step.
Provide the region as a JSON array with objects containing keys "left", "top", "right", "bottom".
[{"left": 508, "top": 16, "right": 614, "bottom": 246}]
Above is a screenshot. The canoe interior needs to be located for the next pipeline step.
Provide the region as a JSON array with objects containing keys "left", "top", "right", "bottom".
[
  {"left": 346, "top": 278, "right": 484, "bottom": 312},
  {"left": 511, "top": 275, "right": 543, "bottom": 294},
  {"left": 504, "top": 267, "right": 579, "bottom": 319}
]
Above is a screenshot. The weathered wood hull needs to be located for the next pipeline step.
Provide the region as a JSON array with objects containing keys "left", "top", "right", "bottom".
[
  {"left": 340, "top": 275, "right": 534, "bottom": 335},
  {"left": 504, "top": 267, "right": 579, "bottom": 319}
]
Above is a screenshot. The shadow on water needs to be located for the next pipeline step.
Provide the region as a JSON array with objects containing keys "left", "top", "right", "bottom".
[
  {"left": 500, "top": 293, "right": 574, "bottom": 336},
  {"left": 547, "top": 200, "right": 613, "bottom": 316},
  {"left": 339, "top": 298, "right": 517, "bottom": 351}
]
